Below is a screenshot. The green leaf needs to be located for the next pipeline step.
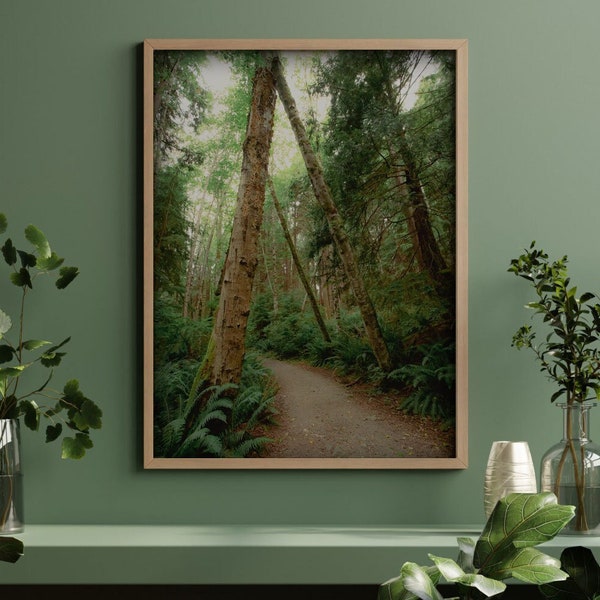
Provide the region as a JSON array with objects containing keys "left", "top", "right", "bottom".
[
  {"left": 40, "top": 351, "right": 65, "bottom": 367},
  {"left": 21, "top": 400, "right": 40, "bottom": 431},
  {"left": 45, "top": 423, "right": 63, "bottom": 443},
  {"left": 22, "top": 339, "right": 52, "bottom": 351},
  {"left": 37, "top": 251, "right": 64, "bottom": 271},
  {"left": 1, "top": 238, "right": 17, "bottom": 265},
  {"left": 509, "top": 547, "right": 569, "bottom": 584},
  {"left": 429, "top": 554, "right": 506, "bottom": 597},
  {"left": 24, "top": 224, "right": 51, "bottom": 259},
  {"left": 401, "top": 563, "right": 444, "bottom": 600},
  {"left": 378, "top": 566, "right": 442, "bottom": 600},
  {"left": 72, "top": 399, "right": 102, "bottom": 431},
  {"left": 456, "top": 537, "right": 476, "bottom": 573},
  {"left": 61, "top": 433, "right": 92, "bottom": 459},
  {"left": 55, "top": 266, "right": 79, "bottom": 289},
  {"left": 10, "top": 267, "right": 32, "bottom": 288},
  {"left": 0, "top": 364, "right": 29, "bottom": 383},
  {"left": 17, "top": 250, "right": 36, "bottom": 268},
  {"left": 0, "top": 344, "right": 14, "bottom": 364},
  {"left": 0, "top": 214, "right": 7, "bottom": 235},
  {"left": 540, "top": 546, "right": 600, "bottom": 600},
  {"left": 474, "top": 493, "right": 574, "bottom": 582},
  {"left": 0, "top": 309, "right": 11, "bottom": 338},
  {"left": 0, "top": 536, "right": 24, "bottom": 563}
]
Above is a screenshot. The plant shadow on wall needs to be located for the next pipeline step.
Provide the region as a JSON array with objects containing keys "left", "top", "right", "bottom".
[
  {"left": 378, "top": 492, "right": 600, "bottom": 600},
  {"left": 509, "top": 242, "right": 600, "bottom": 535},
  {"left": 0, "top": 213, "right": 103, "bottom": 563}
]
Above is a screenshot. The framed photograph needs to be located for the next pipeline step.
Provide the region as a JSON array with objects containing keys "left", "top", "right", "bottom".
[{"left": 143, "top": 39, "right": 468, "bottom": 469}]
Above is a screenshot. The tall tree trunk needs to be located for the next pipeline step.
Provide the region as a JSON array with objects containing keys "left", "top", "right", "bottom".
[
  {"left": 396, "top": 131, "right": 447, "bottom": 284},
  {"left": 187, "top": 63, "right": 277, "bottom": 414},
  {"left": 270, "top": 54, "right": 392, "bottom": 372},
  {"left": 268, "top": 178, "right": 331, "bottom": 343}
]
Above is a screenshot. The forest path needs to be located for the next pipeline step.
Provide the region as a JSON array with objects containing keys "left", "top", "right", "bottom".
[{"left": 262, "top": 358, "right": 454, "bottom": 459}]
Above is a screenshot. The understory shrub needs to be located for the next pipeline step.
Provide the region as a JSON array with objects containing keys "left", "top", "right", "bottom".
[{"left": 389, "top": 339, "right": 456, "bottom": 420}]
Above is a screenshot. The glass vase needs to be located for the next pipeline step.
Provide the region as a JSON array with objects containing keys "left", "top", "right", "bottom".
[
  {"left": 0, "top": 419, "right": 23, "bottom": 534},
  {"left": 540, "top": 402, "right": 600, "bottom": 535}
]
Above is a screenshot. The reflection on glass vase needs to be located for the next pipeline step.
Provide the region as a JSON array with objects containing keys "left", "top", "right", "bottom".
[
  {"left": 541, "top": 402, "right": 600, "bottom": 535},
  {"left": 0, "top": 419, "right": 23, "bottom": 534}
]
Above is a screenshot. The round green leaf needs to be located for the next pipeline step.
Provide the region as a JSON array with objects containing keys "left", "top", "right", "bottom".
[
  {"left": 24, "top": 224, "right": 51, "bottom": 259},
  {"left": 0, "top": 309, "right": 12, "bottom": 338}
]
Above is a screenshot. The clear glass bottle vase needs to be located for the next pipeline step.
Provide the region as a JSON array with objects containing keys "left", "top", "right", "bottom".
[
  {"left": 540, "top": 402, "right": 600, "bottom": 535},
  {"left": 0, "top": 419, "right": 23, "bottom": 534}
]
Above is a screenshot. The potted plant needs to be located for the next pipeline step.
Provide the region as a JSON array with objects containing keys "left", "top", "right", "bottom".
[
  {"left": 0, "top": 213, "right": 102, "bottom": 534},
  {"left": 509, "top": 242, "right": 600, "bottom": 534},
  {"left": 378, "top": 493, "right": 600, "bottom": 600}
]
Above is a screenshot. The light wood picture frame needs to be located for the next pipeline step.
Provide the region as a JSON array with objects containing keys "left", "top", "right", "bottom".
[{"left": 143, "top": 39, "right": 468, "bottom": 469}]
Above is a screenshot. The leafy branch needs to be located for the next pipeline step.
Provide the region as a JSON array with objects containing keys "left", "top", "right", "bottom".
[{"left": 0, "top": 213, "right": 102, "bottom": 459}]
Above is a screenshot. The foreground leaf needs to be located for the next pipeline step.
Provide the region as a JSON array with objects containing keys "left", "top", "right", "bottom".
[
  {"left": 429, "top": 554, "right": 506, "bottom": 597},
  {"left": 401, "top": 562, "right": 444, "bottom": 600},
  {"left": 0, "top": 536, "right": 23, "bottom": 563},
  {"left": 378, "top": 565, "right": 441, "bottom": 600},
  {"left": 0, "top": 213, "right": 6, "bottom": 235},
  {"left": 475, "top": 493, "right": 575, "bottom": 581},
  {"left": 540, "top": 546, "right": 600, "bottom": 600}
]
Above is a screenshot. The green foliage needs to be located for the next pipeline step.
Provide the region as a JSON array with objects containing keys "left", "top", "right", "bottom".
[
  {"left": 249, "top": 293, "right": 321, "bottom": 360},
  {"left": 0, "top": 214, "right": 102, "bottom": 459},
  {"left": 509, "top": 242, "right": 600, "bottom": 404},
  {"left": 155, "top": 350, "right": 277, "bottom": 459},
  {"left": 389, "top": 340, "right": 455, "bottom": 420},
  {"left": 379, "top": 493, "right": 574, "bottom": 600},
  {"left": 540, "top": 546, "right": 600, "bottom": 599}
]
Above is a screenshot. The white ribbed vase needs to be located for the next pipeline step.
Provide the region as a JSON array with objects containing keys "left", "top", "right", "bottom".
[{"left": 484, "top": 441, "right": 537, "bottom": 519}]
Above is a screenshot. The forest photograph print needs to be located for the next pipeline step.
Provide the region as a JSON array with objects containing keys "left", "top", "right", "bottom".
[{"left": 143, "top": 40, "right": 468, "bottom": 469}]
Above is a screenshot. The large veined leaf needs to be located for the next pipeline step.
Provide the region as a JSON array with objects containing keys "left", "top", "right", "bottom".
[
  {"left": 24, "top": 224, "right": 51, "bottom": 259},
  {"left": 0, "top": 309, "right": 11, "bottom": 338},
  {"left": 378, "top": 566, "right": 441, "bottom": 600},
  {"left": 457, "top": 536, "right": 476, "bottom": 573},
  {"left": 474, "top": 493, "right": 574, "bottom": 582},
  {"left": 540, "top": 546, "right": 600, "bottom": 600},
  {"left": 401, "top": 563, "right": 444, "bottom": 600},
  {"left": 429, "top": 554, "right": 506, "bottom": 597}
]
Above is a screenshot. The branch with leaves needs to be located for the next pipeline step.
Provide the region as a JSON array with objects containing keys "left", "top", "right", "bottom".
[{"left": 0, "top": 213, "right": 102, "bottom": 459}]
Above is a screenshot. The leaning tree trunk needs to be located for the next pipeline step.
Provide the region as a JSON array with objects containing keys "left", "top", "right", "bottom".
[
  {"left": 186, "top": 63, "right": 277, "bottom": 416},
  {"left": 270, "top": 54, "right": 392, "bottom": 372},
  {"left": 268, "top": 177, "right": 331, "bottom": 343}
]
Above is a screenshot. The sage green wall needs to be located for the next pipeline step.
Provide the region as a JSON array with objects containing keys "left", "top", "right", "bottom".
[{"left": 2, "top": 0, "right": 599, "bottom": 526}]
